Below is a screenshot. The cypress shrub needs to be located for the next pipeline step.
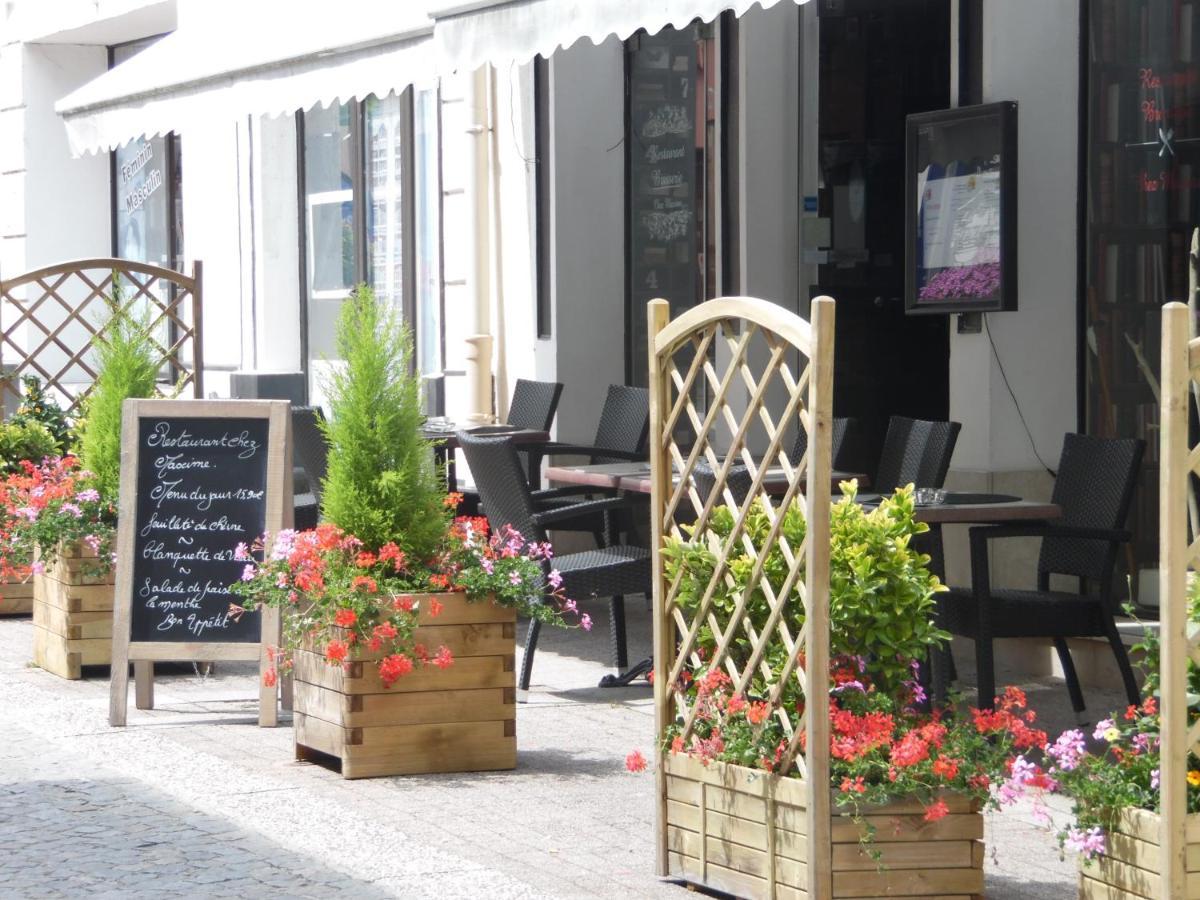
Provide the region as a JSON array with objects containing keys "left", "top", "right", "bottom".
[{"left": 319, "top": 285, "right": 447, "bottom": 559}]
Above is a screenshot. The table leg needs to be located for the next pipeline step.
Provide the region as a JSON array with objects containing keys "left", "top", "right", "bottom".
[{"left": 599, "top": 657, "right": 653, "bottom": 688}]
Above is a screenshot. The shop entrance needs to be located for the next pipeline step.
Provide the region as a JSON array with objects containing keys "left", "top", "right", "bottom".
[{"left": 814, "top": 0, "right": 952, "bottom": 475}]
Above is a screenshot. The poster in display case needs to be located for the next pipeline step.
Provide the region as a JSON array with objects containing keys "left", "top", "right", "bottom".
[{"left": 905, "top": 101, "right": 1018, "bottom": 314}]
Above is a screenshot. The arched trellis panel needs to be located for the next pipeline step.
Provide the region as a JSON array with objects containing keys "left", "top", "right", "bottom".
[
  {"left": 650, "top": 296, "right": 835, "bottom": 899},
  {"left": 0, "top": 258, "right": 203, "bottom": 414},
  {"left": 1159, "top": 301, "right": 1200, "bottom": 900}
]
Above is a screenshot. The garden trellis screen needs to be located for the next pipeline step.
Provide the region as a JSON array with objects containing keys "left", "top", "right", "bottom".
[
  {"left": 0, "top": 258, "right": 203, "bottom": 413},
  {"left": 1159, "top": 301, "right": 1200, "bottom": 900},
  {"left": 649, "top": 295, "right": 835, "bottom": 898}
]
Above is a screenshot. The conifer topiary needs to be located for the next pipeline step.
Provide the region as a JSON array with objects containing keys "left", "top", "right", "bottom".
[
  {"left": 78, "top": 285, "right": 160, "bottom": 500},
  {"left": 319, "top": 285, "right": 447, "bottom": 559}
]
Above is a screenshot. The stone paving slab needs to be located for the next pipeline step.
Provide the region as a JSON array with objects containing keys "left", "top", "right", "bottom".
[{"left": 0, "top": 599, "right": 1118, "bottom": 898}]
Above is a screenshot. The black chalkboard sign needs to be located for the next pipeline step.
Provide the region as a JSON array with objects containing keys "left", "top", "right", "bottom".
[
  {"left": 627, "top": 25, "right": 701, "bottom": 386},
  {"left": 129, "top": 416, "right": 269, "bottom": 643},
  {"left": 110, "top": 399, "right": 291, "bottom": 728}
]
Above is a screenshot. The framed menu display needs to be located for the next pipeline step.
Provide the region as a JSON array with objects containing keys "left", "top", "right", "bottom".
[{"left": 905, "top": 101, "right": 1018, "bottom": 314}]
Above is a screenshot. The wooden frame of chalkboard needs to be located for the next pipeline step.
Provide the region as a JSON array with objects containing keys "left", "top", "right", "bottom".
[
  {"left": 904, "top": 101, "right": 1018, "bottom": 315},
  {"left": 109, "top": 399, "right": 292, "bottom": 727}
]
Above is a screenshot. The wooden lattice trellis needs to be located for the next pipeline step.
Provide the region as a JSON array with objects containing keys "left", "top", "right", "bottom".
[
  {"left": 650, "top": 296, "right": 835, "bottom": 898},
  {"left": 0, "top": 258, "right": 203, "bottom": 413},
  {"left": 1159, "top": 301, "right": 1200, "bottom": 900}
]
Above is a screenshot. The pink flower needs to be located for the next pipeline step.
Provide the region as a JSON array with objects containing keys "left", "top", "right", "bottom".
[
  {"left": 76, "top": 488, "right": 100, "bottom": 502},
  {"left": 625, "top": 750, "right": 647, "bottom": 773},
  {"left": 1064, "top": 826, "right": 1106, "bottom": 859},
  {"left": 508, "top": 571, "right": 523, "bottom": 586},
  {"left": 580, "top": 613, "right": 592, "bottom": 631},
  {"left": 480, "top": 557, "right": 494, "bottom": 574},
  {"left": 30, "top": 561, "right": 44, "bottom": 576},
  {"left": 240, "top": 564, "right": 256, "bottom": 581},
  {"left": 233, "top": 542, "right": 251, "bottom": 561},
  {"left": 1047, "top": 729, "right": 1086, "bottom": 772},
  {"left": 548, "top": 569, "right": 562, "bottom": 589}
]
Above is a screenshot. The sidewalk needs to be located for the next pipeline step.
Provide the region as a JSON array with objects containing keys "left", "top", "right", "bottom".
[{"left": 0, "top": 601, "right": 1112, "bottom": 898}]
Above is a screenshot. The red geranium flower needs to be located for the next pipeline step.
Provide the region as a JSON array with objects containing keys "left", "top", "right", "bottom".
[
  {"left": 334, "top": 608, "right": 357, "bottom": 627},
  {"left": 625, "top": 750, "right": 647, "bottom": 773},
  {"left": 325, "top": 639, "right": 349, "bottom": 663}
]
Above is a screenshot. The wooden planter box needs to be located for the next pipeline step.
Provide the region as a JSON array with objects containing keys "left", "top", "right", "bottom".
[
  {"left": 1078, "top": 807, "right": 1200, "bottom": 899},
  {"left": 31, "top": 541, "right": 116, "bottom": 679},
  {"left": 664, "top": 754, "right": 984, "bottom": 899},
  {"left": 293, "top": 592, "right": 517, "bottom": 779},
  {"left": 0, "top": 576, "right": 34, "bottom": 615}
]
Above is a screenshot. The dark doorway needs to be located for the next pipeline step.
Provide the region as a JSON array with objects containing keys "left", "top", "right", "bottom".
[{"left": 814, "top": 0, "right": 952, "bottom": 476}]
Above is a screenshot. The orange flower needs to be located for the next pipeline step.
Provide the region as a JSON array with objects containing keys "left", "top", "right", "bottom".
[
  {"left": 394, "top": 595, "right": 415, "bottom": 612},
  {"left": 333, "top": 608, "right": 357, "bottom": 627},
  {"left": 351, "top": 575, "right": 378, "bottom": 594},
  {"left": 325, "top": 639, "right": 349, "bottom": 663},
  {"left": 262, "top": 668, "right": 278, "bottom": 688},
  {"left": 932, "top": 756, "right": 959, "bottom": 781},
  {"left": 746, "top": 702, "right": 771, "bottom": 725},
  {"left": 428, "top": 597, "right": 444, "bottom": 618},
  {"left": 444, "top": 492, "right": 464, "bottom": 508},
  {"left": 429, "top": 573, "right": 451, "bottom": 590},
  {"left": 839, "top": 776, "right": 866, "bottom": 795},
  {"left": 355, "top": 551, "right": 377, "bottom": 568}
]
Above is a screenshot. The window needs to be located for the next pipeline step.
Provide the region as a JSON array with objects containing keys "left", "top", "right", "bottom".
[
  {"left": 109, "top": 37, "right": 183, "bottom": 269},
  {"left": 299, "top": 89, "right": 444, "bottom": 396},
  {"left": 1082, "top": 0, "right": 1200, "bottom": 589}
]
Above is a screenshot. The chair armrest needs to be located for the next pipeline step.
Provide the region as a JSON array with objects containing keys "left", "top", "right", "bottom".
[
  {"left": 531, "top": 485, "right": 608, "bottom": 501},
  {"left": 532, "top": 496, "right": 643, "bottom": 527},
  {"left": 967, "top": 523, "right": 1131, "bottom": 544}
]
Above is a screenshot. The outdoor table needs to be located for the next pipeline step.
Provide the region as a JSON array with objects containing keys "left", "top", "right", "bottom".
[
  {"left": 541, "top": 468, "right": 1064, "bottom": 692},
  {"left": 424, "top": 426, "right": 550, "bottom": 492},
  {"left": 543, "top": 460, "right": 868, "bottom": 495}
]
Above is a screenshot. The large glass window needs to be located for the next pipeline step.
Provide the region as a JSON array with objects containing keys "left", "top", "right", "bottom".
[
  {"left": 1084, "top": 1, "right": 1200, "bottom": 592},
  {"left": 300, "top": 90, "right": 445, "bottom": 399},
  {"left": 110, "top": 37, "right": 182, "bottom": 268},
  {"left": 302, "top": 101, "right": 360, "bottom": 365}
]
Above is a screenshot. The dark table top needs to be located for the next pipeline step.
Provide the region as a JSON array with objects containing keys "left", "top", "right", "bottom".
[{"left": 544, "top": 463, "right": 1062, "bottom": 524}]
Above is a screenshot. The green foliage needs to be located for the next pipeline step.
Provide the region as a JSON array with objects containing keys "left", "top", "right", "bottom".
[
  {"left": 0, "top": 420, "right": 57, "bottom": 474},
  {"left": 78, "top": 285, "right": 160, "bottom": 500},
  {"left": 661, "top": 481, "right": 948, "bottom": 698},
  {"left": 8, "top": 376, "right": 73, "bottom": 453},
  {"left": 319, "top": 285, "right": 448, "bottom": 558}
]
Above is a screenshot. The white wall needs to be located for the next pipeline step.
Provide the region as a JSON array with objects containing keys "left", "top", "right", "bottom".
[
  {"left": 250, "top": 113, "right": 301, "bottom": 373},
  {"left": 948, "top": 0, "right": 1079, "bottom": 473},
  {"left": 548, "top": 36, "right": 626, "bottom": 443},
  {"left": 737, "top": 0, "right": 800, "bottom": 311},
  {"left": 180, "top": 119, "right": 246, "bottom": 379},
  {"left": 4, "top": 43, "right": 109, "bottom": 276}
]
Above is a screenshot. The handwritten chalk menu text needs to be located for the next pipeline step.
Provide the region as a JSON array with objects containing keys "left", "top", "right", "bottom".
[{"left": 130, "top": 417, "right": 269, "bottom": 643}]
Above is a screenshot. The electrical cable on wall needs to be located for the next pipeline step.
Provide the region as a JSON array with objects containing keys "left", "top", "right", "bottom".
[{"left": 983, "top": 313, "right": 1057, "bottom": 478}]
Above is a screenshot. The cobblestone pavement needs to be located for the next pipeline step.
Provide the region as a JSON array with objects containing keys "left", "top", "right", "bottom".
[
  {"left": 0, "top": 601, "right": 1116, "bottom": 898},
  {"left": 0, "top": 734, "right": 390, "bottom": 898}
]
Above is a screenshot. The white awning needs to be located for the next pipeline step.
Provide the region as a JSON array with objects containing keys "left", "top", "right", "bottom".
[
  {"left": 55, "top": 2, "right": 437, "bottom": 156},
  {"left": 431, "top": 0, "right": 810, "bottom": 72}
]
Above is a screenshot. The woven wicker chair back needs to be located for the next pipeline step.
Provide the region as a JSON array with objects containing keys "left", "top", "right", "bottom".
[
  {"left": 457, "top": 432, "right": 544, "bottom": 544},
  {"left": 506, "top": 378, "right": 563, "bottom": 431},
  {"left": 873, "top": 415, "right": 961, "bottom": 495},
  {"left": 592, "top": 384, "right": 650, "bottom": 461},
  {"left": 1038, "top": 433, "right": 1144, "bottom": 582}
]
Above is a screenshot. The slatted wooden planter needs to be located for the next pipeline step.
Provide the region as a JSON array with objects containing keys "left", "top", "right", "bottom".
[
  {"left": 0, "top": 577, "right": 34, "bottom": 615},
  {"left": 664, "top": 754, "right": 984, "bottom": 899},
  {"left": 31, "top": 541, "right": 115, "bottom": 679},
  {"left": 292, "top": 592, "right": 517, "bottom": 779},
  {"left": 1077, "top": 807, "right": 1200, "bottom": 899}
]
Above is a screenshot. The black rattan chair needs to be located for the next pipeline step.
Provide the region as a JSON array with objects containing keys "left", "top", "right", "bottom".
[
  {"left": 504, "top": 378, "right": 564, "bottom": 489},
  {"left": 939, "top": 433, "right": 1144, "bottom": 711},
  {"left": 873, "top": 415, "right": 961, "bottom": 494},
  {"left": 789, "top": 416, "right": 855, "bottom": 473},
  {"left": 533, "top": 385, "right": 650, "bottom": 543},
  {"left": 292, "top": 405, "right": 328, "bottom": 529},
  {"left": 457, "top": 431, "right": 651, "bottom": 691}
]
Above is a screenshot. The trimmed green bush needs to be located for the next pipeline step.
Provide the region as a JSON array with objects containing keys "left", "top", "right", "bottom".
[
  {"left": 319, "top": 285, "right": 447, "bottom": 558},
  {"left": 0, "top": 420, "right": 57, "bottom": 474},
  {"left": 78, "top": 288, "right": 160, "bottom": 500}
]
